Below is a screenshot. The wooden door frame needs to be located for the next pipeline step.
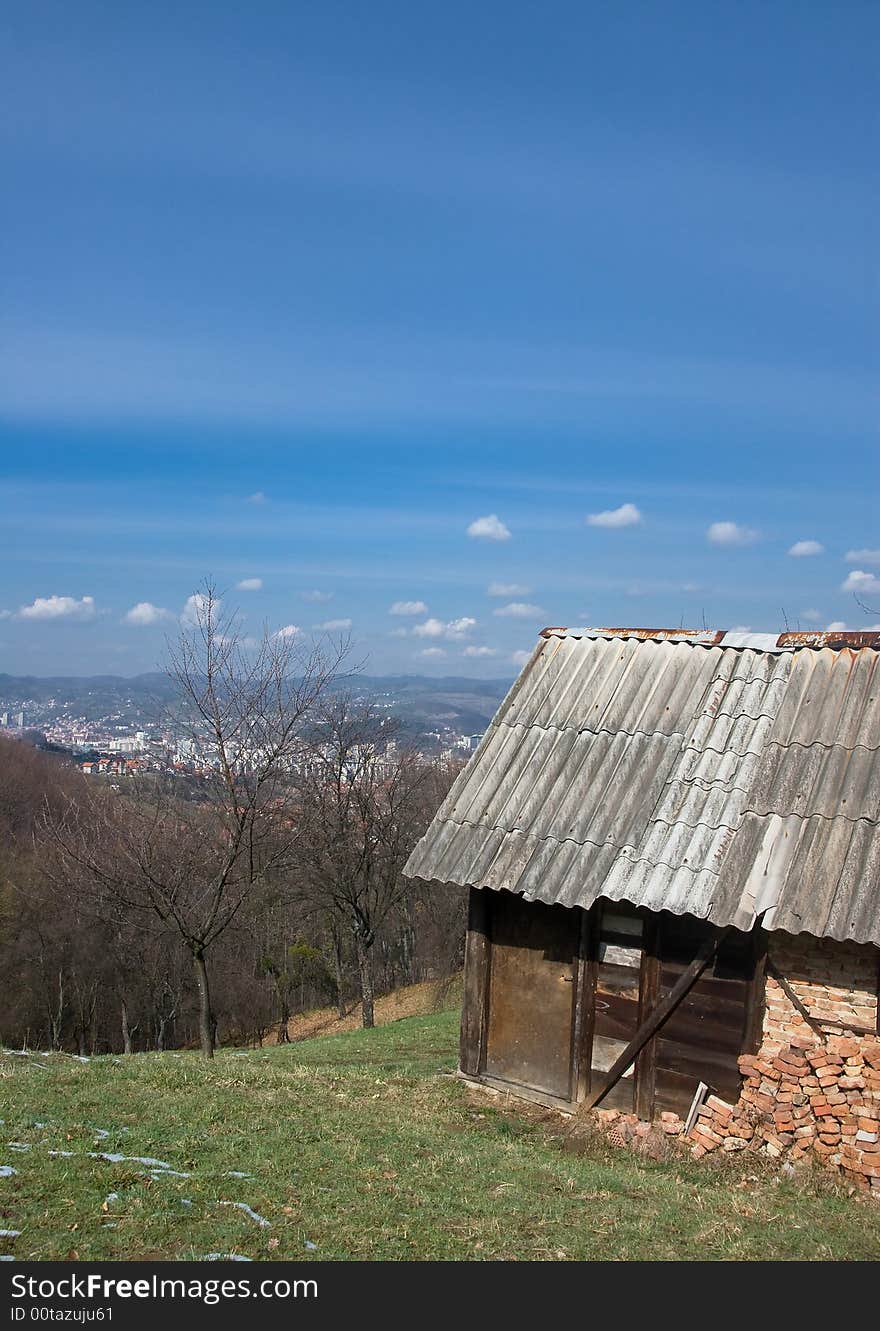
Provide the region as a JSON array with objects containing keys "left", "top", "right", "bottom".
[
  {"left": 459, "top": 887, "right": 586, "bottom": 1109},
  {"left": 461, "top": 889, "right": 766, "bottom": 1117}
]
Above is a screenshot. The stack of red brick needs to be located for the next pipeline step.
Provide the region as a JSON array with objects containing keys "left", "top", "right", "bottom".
[{"left": 687, "top": 1034, "right": 880, "bottom": 1195}]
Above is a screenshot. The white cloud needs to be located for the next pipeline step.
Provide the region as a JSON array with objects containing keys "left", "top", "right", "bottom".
[
  {"left": 488, "top": 582, "right": 531, "bottom": 598},
  {"left": 412, "top": 617, "right": 446, "bottom": 638},
  {"left": 181, "top": 592, "right": 213, "bottom": 626},
  {"left": 842, "top": 570, "right": 880, "bottom": 596},
  {"left": 272, "top": 624, "right": 300, "bottom": 639},
  {"left": 826, "top": 621, "right": 848, "bottom": 632},
  {"left": 586, "top": 502, "right": 642, "bottom": 529},
  {"left": 123, "top": 602, "right": 172, "bottom": 626},
  {"left": 389, "top": 600, "right": 428, "bottom": 616},
  {"left": 493, "top": 602, "right": 546, "bottom": 619},
  {"left": 729, "top": 625, "right": 753, "bottom": 634},
  {"left": 467, "top": 514, "right": 511, "bottom": 541},
  {"left": 707, "top": 521, "right": 759, "bottom": 547},
  {"left": 236, "top": 578, "right": 263, "bottom": 591},
  {"left": 412, "top": 616, "right": 476, "bottom": 640},
  {"left": 301, "top": 589, "right": 333, "bottom": 603},
  {"left": 510, "top": 649, "right": 532, "bottom": 667},
  {"left": 389, "top": 627, "right": 409, "bottom": 638},
  {"left": 18, "top": 595, "right": 96, "bottom": 621},
  {"left": 845, "top": 549, "right": 880, "bottom": 565},
  {"left": 417, "top": 647, "right": 446, "bottom": 659},
  {"left": 800, "top": 608, "right": 823, "bottom": 624},
  {"left": 463, "top": 645, "right": 497, "bottom": 657},
  {"left": 247, "top": 491, "right": 267, "bottom": 505},
  {"left": 316, "top": 618, "right": 352, "bottom": 631},
  {"left": 787, "top": 540, "right": 824, "bottom": 558}
]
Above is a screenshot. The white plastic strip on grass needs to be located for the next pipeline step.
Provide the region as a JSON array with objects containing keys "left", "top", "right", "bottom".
[{"left": 218, "top": 1202, "right": 271, "bottom": 1228}]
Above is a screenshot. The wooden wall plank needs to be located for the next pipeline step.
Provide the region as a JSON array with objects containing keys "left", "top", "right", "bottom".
[{"left": 459, "top": 887, "right": 491, "bottom": 1077}]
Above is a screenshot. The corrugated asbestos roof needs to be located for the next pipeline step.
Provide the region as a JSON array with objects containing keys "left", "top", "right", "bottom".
[{"left": 404, "top": 628, "right": 880, "bottom": 946}]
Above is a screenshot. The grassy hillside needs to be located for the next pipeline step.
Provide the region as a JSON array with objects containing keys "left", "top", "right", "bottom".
[{"left": 1, "top": 1012, "right": 878, "bottom": 1262}]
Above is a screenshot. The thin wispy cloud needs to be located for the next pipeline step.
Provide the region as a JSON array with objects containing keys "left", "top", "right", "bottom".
[
  {"left": 316, "top": 617, "right": 352, "bottom": 631},
  {"left": 123, "top": 602, "right": 172, "bottom": 626},
  {"left": 417, "top": 647, "right": 446, "bottom": 659},
  {"left": 246, "top": 491, "right": 267, "bottom": 505},
  {"left": 707, "top": 521, "right": 759, "bottom": 547},
  {"left": 841, "top": 570, "right": 880, "bottom": 596},
  {"left": 586, "top": 502, "right": 642, "bottom": 529},
  {"left": 389, "top": 600, "right": 428, "bottom": 615},
  {"left": 301, "top": 589, "right": 333, "bottom": 603},
  {"left": 493, "top": 602, "right": 546, "bottom": 619},
  {"left": 845, "top": 549, "right": 880, "bottom": 566},
  {"left": 787, "top": 540, "right": 824, "bottom": 557},
  {"left": 510, "top": 649, "right": 532, "bottom": 667},
  {"left": 236, "top": 577, "right": 263, "bottom": 591},
  {"left": 18, "top": 595, "right": 96, "bottom": 621},
  {"left": 488, "top": 582, "right": 531, "bottom": 597},
  {"left": 467, "top": 514, "right": 511, "bottom": 541},
  {"left": 463, "top": 645, "right": 497, "bottom": 657},
  {"left": 800, "top": 608, "right": 823, "bottom": 624}
]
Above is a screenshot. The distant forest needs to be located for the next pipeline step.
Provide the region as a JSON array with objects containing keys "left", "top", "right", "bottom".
[{"left": 0, "top": 594, "right": 468, "bottom": 1056}]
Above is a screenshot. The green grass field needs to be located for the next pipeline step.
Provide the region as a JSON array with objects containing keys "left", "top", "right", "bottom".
[{"left": 1, "top": 1010, "right": 878, "bottom": 1261}]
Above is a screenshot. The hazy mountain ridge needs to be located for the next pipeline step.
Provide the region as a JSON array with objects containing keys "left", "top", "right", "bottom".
[{"left": 0, "top": 672, "right": 515, "bottom": 737}]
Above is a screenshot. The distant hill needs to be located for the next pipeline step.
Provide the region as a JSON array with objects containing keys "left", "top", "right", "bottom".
[{"left": 0, "top": 671, "right": 515, "bottom": 736}]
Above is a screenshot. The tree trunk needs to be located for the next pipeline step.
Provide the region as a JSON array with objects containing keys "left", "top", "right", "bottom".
[
  {"left": 332, "top": 924, "right": 346, "bottom": 1019},
  {"left": 277, "top": 999, "right": 290, "bottom": 1044},
  {"left": 355, "top": 932, "right": 375, "bottom": 1029},
  {"left": 121, "top": 999, "right": 133, "bottom": 1055},
  {"left": 192, "top": 949, "right": 215, "bottom": 1057}
]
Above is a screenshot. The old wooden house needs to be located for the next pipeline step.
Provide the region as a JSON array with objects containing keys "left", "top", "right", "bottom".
[{"left": 404, "top": 627, "right": 880, "bottom": 1120}]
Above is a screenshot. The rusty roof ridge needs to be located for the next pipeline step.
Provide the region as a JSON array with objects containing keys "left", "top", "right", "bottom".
[{"left": 540, "top": 626, "right": 880, "bottom": 653}]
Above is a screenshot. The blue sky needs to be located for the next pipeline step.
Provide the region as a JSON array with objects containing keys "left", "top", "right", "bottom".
[{"left": 1, "top": 2, "right": 877, "bottom": 677}]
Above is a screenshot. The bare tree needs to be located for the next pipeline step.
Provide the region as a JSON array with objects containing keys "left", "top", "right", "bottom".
[
  {"left": 44, "top": 581, "right": 348, "bottom": 1056},
  {"left": 293, "top": 694, "right": 448, "bottom": 1028}
]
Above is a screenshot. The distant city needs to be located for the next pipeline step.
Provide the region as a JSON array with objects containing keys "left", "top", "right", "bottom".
[{"left": 0, "top": 671, "right": 507, "bottom": 778}]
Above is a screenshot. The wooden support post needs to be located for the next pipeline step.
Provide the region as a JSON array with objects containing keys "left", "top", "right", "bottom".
[
  {"left": 743, "top": 928, "right": 768, "bottom": 1053},
  {"left": 635, "top": 916, "right": 661, "bottom": 1120},
  {"left": 580, "top": 926, "right": 732, "bottom": 1114},
  {"left": 572, "top": 904, "right": 598, "bottom": 1104},
  {"left": 459, "top": 887, "right": 491, "bottom": 1077}
]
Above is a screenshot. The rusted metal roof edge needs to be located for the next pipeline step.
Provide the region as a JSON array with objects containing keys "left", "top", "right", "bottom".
[{"left": 541, "top": 626, "right": 880, "bottom": 652}]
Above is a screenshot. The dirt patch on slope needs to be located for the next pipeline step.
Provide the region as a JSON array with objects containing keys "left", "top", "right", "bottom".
[{"left": 266, "top": 974, "right": 462, "bottom": 1044}]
